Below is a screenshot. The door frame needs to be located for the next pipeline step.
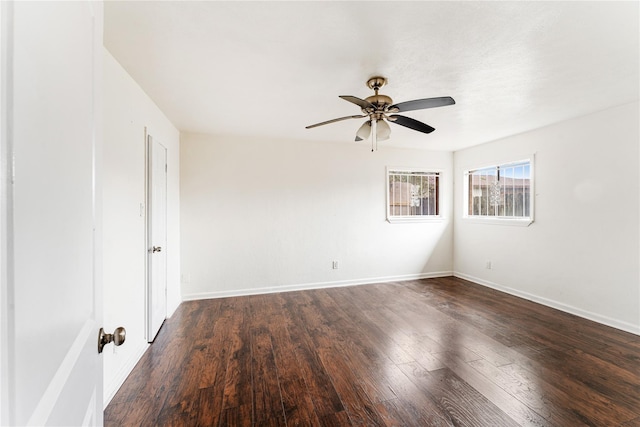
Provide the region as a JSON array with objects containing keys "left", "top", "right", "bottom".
[
  {"left": 0, "top": 1, "right": 13, "bottom": 423},
  {"left": 145, "top": 131, "right": 168, "bottom": 342}
]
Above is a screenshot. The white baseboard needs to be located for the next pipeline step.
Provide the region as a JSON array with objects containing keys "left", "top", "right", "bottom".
[
  {"left": 181, "top": 271, "right": 453, "bottom": 301},
  {"left": 453, "top": 271, "right": 640, "bottom": 336},
  {"left": 166, "top": 298, "right": 180, "bottom": 318},
  {"left": 103, "top": 341, "right": 149, "bottom": 409}
]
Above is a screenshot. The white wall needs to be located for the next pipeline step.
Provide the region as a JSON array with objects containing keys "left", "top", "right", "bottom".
[
  {"left": 180, "top": 134, "right": 453, "bottom": 299},
  {"left": 453, "top": 102, "right": 640, "bottom": 334},
  {"left": 102, "top": 48, "right": 181, "bottom": 406}
]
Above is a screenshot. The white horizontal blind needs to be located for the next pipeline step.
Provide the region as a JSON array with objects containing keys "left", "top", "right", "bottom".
[
  {"left": 388, "top": 170, "right": 439, "bottom": 218},
  {"left": 466, "top": 160, "right": 531, "bottom": 218}
]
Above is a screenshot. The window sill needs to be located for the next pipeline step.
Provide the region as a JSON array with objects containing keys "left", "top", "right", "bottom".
[
  {"left": 387, "top": 216, "right": 444, "bottom": 224},
  {"left": 462, "top": 217, "right": 534, "bottom": 227}
]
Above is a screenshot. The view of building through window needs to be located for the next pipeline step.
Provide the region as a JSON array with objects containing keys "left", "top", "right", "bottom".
[
  {"left": 467, "top": 160, "right": 531, "bottom": 218},
  {"left": 388, "top": 170, "right": 440, "bottom": 218}
]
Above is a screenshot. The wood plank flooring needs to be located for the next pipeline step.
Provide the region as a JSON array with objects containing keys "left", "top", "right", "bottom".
[{"left": 105, "top": 277, "right": 640, "bottom": 426}]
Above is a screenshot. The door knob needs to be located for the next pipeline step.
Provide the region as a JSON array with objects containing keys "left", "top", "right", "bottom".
[
  {"left": 98, "top": 327, "right": 126, "bottom": 353},
  {"left": 152, "top": 246, "right": 162, "bottom": 253}
]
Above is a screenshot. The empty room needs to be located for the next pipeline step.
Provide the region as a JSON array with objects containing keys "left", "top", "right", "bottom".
[{"left": 2, "top": 1, "right": 639, "bottom": 426}]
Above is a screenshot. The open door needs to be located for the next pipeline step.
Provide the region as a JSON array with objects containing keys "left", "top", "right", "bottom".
[
  {"left": 1, "top": 2, "right": 105, "bottom": 425},
  {"left": 146, "top": 135, "right": 167, "bottom": 342}
]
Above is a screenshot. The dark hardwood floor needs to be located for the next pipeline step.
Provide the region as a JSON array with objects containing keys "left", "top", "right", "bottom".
[{"left": 104, "top": 277, "right": 640, "bottom": 426}]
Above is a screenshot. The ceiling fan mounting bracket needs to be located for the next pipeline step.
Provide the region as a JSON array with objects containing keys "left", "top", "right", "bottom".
[{"left": 366, "top": 76, "right": 387, "bottom": 91}]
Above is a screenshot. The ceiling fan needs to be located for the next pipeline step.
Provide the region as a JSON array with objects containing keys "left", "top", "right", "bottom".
[{"left": 306, "top": 76, "right": 455, "bottom": 150}]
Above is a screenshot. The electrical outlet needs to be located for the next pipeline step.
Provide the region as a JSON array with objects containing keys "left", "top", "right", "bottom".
[
  {"left": 332, "top": 261, "right": 339, "bottom": 269},
  {"left": 486, "top": 261, "right": 492, "bottom": 270}
]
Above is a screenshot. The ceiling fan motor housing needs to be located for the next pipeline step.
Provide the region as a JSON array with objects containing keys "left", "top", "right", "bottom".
[{"left": 364, "top": 94, "right": 393, "bottom": 109}]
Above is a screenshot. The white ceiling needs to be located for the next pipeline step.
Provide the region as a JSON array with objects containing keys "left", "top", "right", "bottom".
[{"left": 104, "top": 1, "right": 639, "bottom": 151}]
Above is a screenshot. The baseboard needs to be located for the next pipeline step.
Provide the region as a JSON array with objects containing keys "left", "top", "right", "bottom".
[
  {"left": 453, "top": 271, "right": 640, "bottom": 336},
  {"left": 181, "top": 271, "right": 453, "bottom": 301},
  {"left": 103, "top": 341, "right": 149, "bottom": 409},
  {"left": 166, "top": 298, "right": 180, "bottom": 318}
]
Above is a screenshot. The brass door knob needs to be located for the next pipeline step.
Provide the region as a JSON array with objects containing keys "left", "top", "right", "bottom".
[{"left": 98, "top": 326, "right": 126, "bottom": 353}]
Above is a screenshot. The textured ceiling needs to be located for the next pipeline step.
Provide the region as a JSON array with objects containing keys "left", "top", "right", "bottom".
[{"left": 104, "top": 1, "right": 639, "bottom": 151}]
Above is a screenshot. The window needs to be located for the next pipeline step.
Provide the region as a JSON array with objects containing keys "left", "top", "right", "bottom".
[
  {"left": 464, "top": 158, "right": 533, "bottom": 224},
  {"left": 387, "top": 168, "right": 440, "bottom": 222}
]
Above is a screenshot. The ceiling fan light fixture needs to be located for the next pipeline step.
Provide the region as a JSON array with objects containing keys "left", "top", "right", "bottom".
[
  {"left": 376, "top": 119, "right": 391, "bottom": 141},
  {"left": 355, "top": 120, "right": 372, "bottom": 141}
]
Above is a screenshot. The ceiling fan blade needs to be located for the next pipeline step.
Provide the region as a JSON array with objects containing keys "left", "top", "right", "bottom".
[
  {"left": 389, "top": 115, "right": 436, "bottom": 134},
  {"left": 389, "top": 96, "right": 455, "bottom": 113},
  {"left": 339, "top": 95, "right": 375, "bottom": 110},
  {"left": 306, "top": 114, "right": 367, "bottom": 129}
]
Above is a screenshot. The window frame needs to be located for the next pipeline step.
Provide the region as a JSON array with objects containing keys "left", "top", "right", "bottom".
[
  {"left": 386, "top": 167, "right": 443, "bottom": 224},
  {"left": 462, "top": 156, "right": 535, "bottom": 227}
]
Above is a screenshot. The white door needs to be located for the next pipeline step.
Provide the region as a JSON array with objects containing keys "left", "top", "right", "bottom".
[
  {"left": 147, "top": 135, "right": 167, "bottom": 342},
  {"left": 1, "top": 1, "right": 104, "bottom": 426}
]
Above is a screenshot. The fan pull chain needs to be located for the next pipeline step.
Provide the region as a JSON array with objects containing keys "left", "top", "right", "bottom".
[{"left": 371, "top": 120, "right": 376, "bottom": 152}]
